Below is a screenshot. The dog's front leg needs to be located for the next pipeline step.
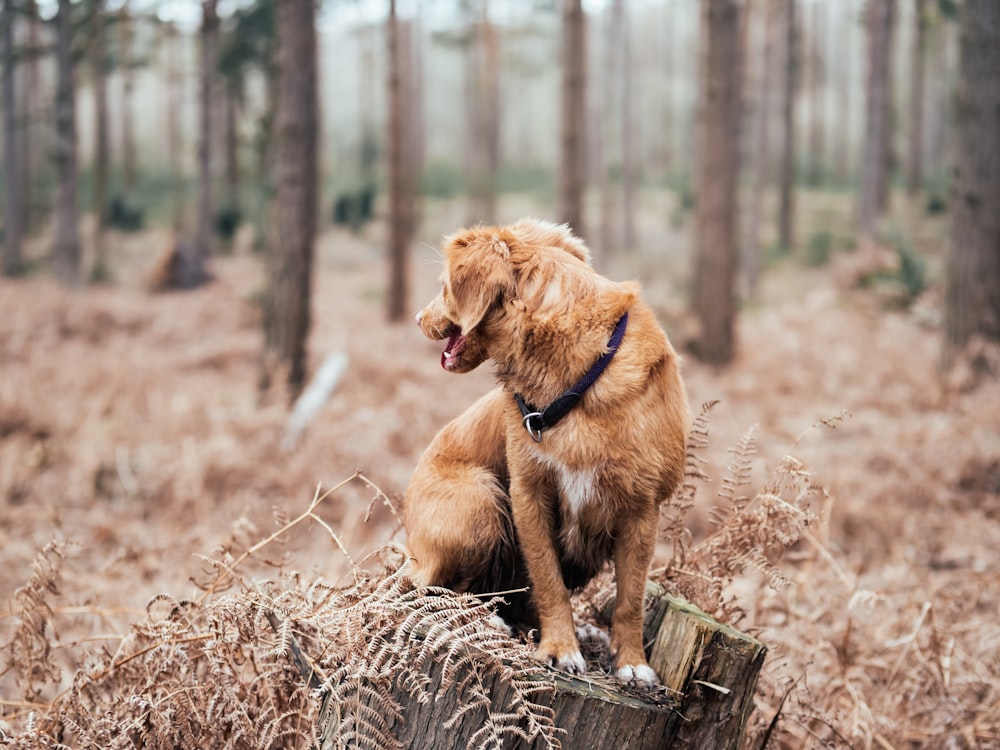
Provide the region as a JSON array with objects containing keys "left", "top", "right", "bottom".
[
  {"left": 509, "top": 472, "right": 585, "bottom": 675},
  {"left": 610, "top": 504, "right": 660, "bottom": 688}
]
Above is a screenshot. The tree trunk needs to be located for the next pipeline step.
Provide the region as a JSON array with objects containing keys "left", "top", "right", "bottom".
[
  {"left": 558, "top": 0, "right": 587, "bottom": 242},
  {"left": 386, "top": 1, "right": 416, "bottom": 323},
  {"left": 196, "top": 0, "right": 219, "bottom": 261},
  {"left": 325, "top": 585, "right": 765, "bottom": 749},
  {"left": 806, "top": 0, "right": 824, "bottom": 186},
  {"left": 597, "top": 0, "right": 621, "bottom": 261},
  {"left": 833, "top": 0, "right": 856, "bottom": 185},
  {"left": 858, "top": 0, "right": 896, "bottom": 241},
  {"left": 465, "top": 1, "right": 500, "bottom": 226},
  {"left": 53, "top": 0, "right": 81, "bottom": 286},
  {"left": 19, "top": 0, "right": 41, "bottom": 235},
  {"left": 261, "top": 0, "right": 318, "bottom": 395},
  {"left": 618, "top": 0, "right": 635, "bottom": 252},
  {"left": 119, "top": 1, "right": 136, "bottom": 192},
  {"left": 163, "top": 22, "right": 183, "bottom": 232},
  {"left": 906, "top": 0, "right": 927, "bottom": 195},
  {"left": 776, "top": 0, "right": 796, "bottom": 251},
  {"left": 90, "top": 0, "right": 110, "bottom": 281},
  {"left": 942, "top": 0, "right": 1000, "bottom": 366},
  {"left": 693, "top": 0, "right": 743, "bottom": 366},
  {"left": 743, "top": 0, "right": 775, "bottom": 300},
  {"left": 2, "top": 0, "right": 21, "bottom": 276}
]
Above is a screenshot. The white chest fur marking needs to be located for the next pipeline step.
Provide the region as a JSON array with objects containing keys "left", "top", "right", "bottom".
[
  {"left": 531, "top": 449, "right": 598, "bottom": 519},
  {"left": 558, "top": 467, "right": 597, "bottom": 517}
]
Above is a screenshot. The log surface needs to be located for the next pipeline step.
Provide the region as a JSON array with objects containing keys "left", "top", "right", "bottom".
[{"left": 319, "top": 585, "right": 765, "bottom": 749}]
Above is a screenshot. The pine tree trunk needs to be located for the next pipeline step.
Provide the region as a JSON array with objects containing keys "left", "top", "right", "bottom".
[
  {"left": 2, "top": 0, "right": 21, "bottom": 276},
  {"left": 386, "top": 1, "right": 415, "bottom": 323},
  {"left": 597, "top": 0, "right": 621, "bottom": 261},
  {"left": 558, "top": 0, "right": 587, "bottom": 241},
  {"left": 743, "top": 0, "right": 775, "bottom": 300},
  {"left": 833, "top": 0, "right": 855, "bottom": 185},
  {"left": 806, "top": 0, "right": 824, "bottom": 186},
  {"left": 858, "top": 0, "right": 896, "bottom": 241},
  {"left": 262, "top": 0, "right": 318, "bottom": 395},
  {"left": 906, "top": 0, "right": 927, "bottom": 195},
  {"left": 942, "top": 0, "right": 1000, "bottom": 365},
  {"left": 618, "top": 0, "right": 635, "bottom": 252},
  {"left": 195, "top": 0, "right": 219, "bottom": 261},
  {"left": 777, "top": 0, "right": 796, "bottom": 251},
  {"left": 163, "top": 23, "right": 183, "bottom": 232},
  {"left": 119, "top": 1, "right": 136, "bottom": 192},
  {"left": 466, "top": 2, "right": 500, "bottom": 226},
  {"left": 693, "top": 0, "right": 743, "bottom": 366},
  {"left": 52, "top": 0, "right": 80, "bottom": 286},
  {"left": 90, "top": 0, "right": 110, "bottom": 280},
  {"left": 19, "top": 0, "right": 41, "bottom": 235}
]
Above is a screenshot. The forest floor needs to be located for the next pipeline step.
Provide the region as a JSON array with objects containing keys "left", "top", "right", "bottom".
[{"left": 1, "top": 196, "right": 999, "bottom": 747}]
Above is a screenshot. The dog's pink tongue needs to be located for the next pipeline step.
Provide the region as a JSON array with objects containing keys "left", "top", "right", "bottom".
[{"left": 441, "top": 328, "right": 465, "bottom": 370}]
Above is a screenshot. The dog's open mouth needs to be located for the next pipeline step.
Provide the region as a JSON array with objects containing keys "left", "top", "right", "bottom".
[{"left": 441, "top": 325, "right": 467, "bottom": 370}]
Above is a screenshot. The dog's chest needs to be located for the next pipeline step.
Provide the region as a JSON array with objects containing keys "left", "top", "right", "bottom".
[{"left": 531, "top": 450, "right": 601, "bottom": 522}]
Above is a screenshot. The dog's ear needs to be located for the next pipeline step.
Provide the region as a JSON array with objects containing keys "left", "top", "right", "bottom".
[{"left": 444, "top": 229, "right": 514, "bottom": 332}]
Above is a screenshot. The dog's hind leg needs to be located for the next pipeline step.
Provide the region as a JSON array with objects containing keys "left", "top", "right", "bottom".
[{"left": 403, "top": 466, "right": 514, "bottom": 593}]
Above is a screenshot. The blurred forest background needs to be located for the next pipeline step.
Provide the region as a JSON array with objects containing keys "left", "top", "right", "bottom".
[{"left": 2, "top": 0, "right": 1000, "bottom": 747}]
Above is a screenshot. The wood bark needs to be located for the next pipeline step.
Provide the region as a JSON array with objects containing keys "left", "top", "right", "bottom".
[
  {"left": 693, "top": 0, "right": 743, "bottom": 366},
  {"left": 465, "top": 1, "right": 500, "bottom": 226},
  {"left": 906, "top": 0, "right": 927, "bottom": 194},
  {"left": 618, "top": 0, "right": 635, "bottom": 252},
  {"left": 18, "top": 0, "right": 40, "bottom": 235},
  {"left": 53, "top": 0, "right": 81, "bottom": 286},
  {"left": 2, "top": 0, "right": 20, "bottom": 276},
  {"left": 832, "top": 0, "right": 856, "bottom": 184},
  {"left": 163, "top": 22, "right": 183, "bottom": 231},
  {"left": 195, "top": 0, "right": 219, "bottom": 261},
  {"left": 943, "top": 0, "right": 1000, "bottom": 365},
  {"left": 743, "top": 0, "right": 775, "bottom": 300},
  {"left": 386, "top": 1, "right": 416, "bottom": 323},
  {"left": 858, "top": 0, "right": 896, "bottom": 240},
  {"left": 262, "top": 0, "right": 318, "bottom": 395},
  {"left": 777, "top": 0, "right": 796, "bottom": 251},
  {"left": 327, "top": 585, "right": 765, "bottom": 749},
  {"left": 806, "top": 0, "right": 824, "bottom": 186},
  {"left": 90, "top": 0, "right": 110, "bottom": 280},
  {"left": 597, "top": 0, "right": 620, "bottom": 261},
  {"left": 119, "top": 1, "right": 136, "bottom": 192},
  {"left": 558, "top": 0, "right": 587, "bottom": 242}
]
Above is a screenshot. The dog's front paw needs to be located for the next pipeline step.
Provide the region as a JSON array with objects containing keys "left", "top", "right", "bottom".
[
  {"left": 615, "top": 663, "right": 661, "bottom": 690},
  {"left": 534, "top": 639, "right": 586, "bottom": 675}
]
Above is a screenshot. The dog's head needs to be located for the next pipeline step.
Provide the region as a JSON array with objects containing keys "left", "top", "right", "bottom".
[{"left": 417, "top": 219, "right": 591, "bottom": 372}]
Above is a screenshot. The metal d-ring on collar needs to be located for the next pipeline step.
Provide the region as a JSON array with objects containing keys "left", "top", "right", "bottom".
[{"left": 514, "top": 312, "right": 629, "bottom": 442}]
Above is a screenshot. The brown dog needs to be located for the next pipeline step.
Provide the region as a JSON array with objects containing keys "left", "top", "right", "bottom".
[{"left": 404, "top": 219, "right": 688, "bottom": 687}]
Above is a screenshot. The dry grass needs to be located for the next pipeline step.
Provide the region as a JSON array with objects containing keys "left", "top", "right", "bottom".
[{"left": 2, "top": 208, "right": 999, "bottom": 748}]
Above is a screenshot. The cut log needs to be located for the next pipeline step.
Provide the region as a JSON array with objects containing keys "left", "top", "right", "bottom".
[
  {"left": 642, "top": 585, "right": 767, "bottom": 750},
  {"left": 317, "top": 583, "right": 765, "bottom": 749}
]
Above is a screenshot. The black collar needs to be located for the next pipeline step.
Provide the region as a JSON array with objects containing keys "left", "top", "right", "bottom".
[{"left": 514, "top": 312, "right": 629, "bottom": 442}]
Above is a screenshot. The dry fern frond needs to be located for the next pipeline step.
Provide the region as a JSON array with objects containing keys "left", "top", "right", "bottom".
[
  {"left": 4, "top": 541, "right": 66, "bottom": 703},
  {"left": 651, "top": 402, "right": 822, "bottom": 623},
  {"left": 0, "top": 476, "right": 555, "bottom": 749},
  {"left": 657, "top": 400, "right": 718, "bottom": 577}
]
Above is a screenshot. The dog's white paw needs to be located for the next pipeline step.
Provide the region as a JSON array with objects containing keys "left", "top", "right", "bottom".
[
  {"left": 486, "top": 614, "right": 513, "bottom": 636},
  {"left": 615, "top": 663, "right": 660, "bottom": 690},
  {"left": 554, "top": 650, "right": 587, "bottom": 675},
  {"left": 575, "top": 623, "right": 610, "bottom": 648}
]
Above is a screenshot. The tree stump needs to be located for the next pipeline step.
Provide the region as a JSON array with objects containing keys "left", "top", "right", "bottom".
[{"left": 318, "top": 583, "right": 765, "bottom": 749}]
